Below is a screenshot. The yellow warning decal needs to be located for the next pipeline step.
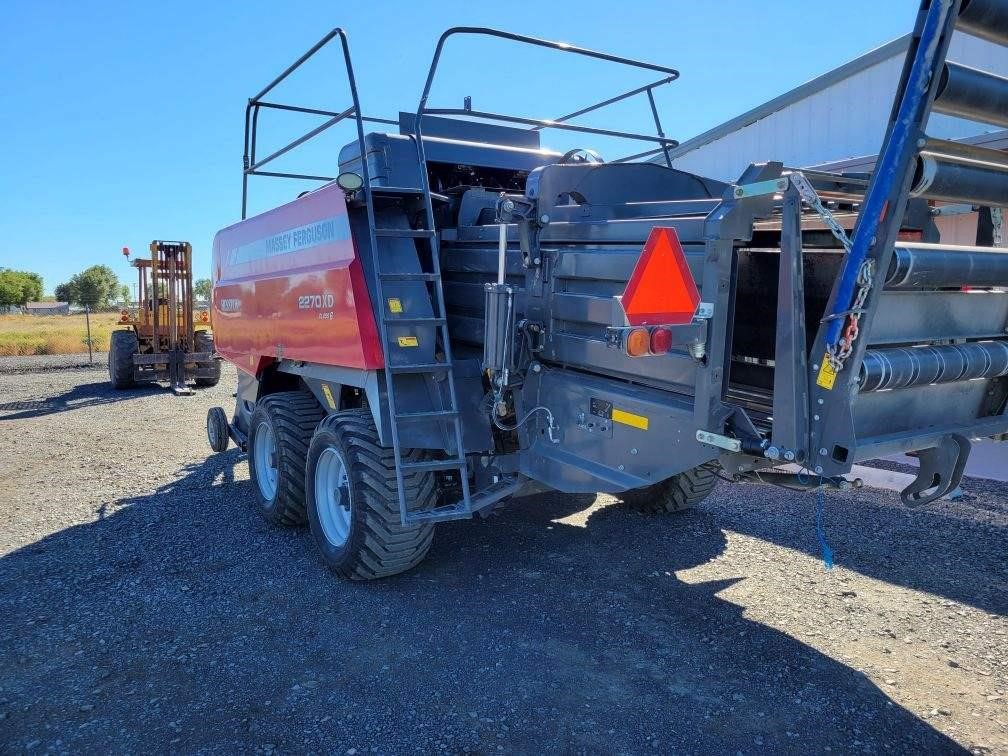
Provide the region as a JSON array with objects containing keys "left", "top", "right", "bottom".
[
  {"left": 321, "top": 383, "right": 337, "bottom": 409},
  {"left": 612, "top": 408, "right": 649, "bottom": 430},
  {"left": 816, "top": 354, "right": 837, "bottom": 390},
  {"left": 397, "top": 336, "right": 419, "bottom": 347},
  {"left": 387, "top": 298, "right": 403, "bottom": 314}
]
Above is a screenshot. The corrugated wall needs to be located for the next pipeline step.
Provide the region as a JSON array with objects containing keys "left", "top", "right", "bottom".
[{"left": 666, "top": 33, "right": 1008, "bottom": 182}]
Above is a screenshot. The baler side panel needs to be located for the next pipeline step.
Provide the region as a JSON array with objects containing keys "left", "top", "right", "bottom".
[{"left": 211, "top": 183, "right": 383, "bottom": 376}]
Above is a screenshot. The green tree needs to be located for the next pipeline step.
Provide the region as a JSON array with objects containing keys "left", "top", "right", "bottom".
[
  {"left": 54, "top": 265, "right": 121, "bottom": 308},
  {"left": 193, "top": 278, "right": 212, "bottom": 301},
  {"left": 54, "top": 281, "right": 75, "bottom": 304},
  {"left": 119, "top": 284, "right": 131, "bottom": 305},
  {"left": 0, "top": 269, "right": 44, "bottom": 308}
]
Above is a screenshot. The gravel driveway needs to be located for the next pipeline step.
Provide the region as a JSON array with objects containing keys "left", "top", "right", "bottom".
[{"left": 1, "top": 365, "right": 1005, "bottom": 754}]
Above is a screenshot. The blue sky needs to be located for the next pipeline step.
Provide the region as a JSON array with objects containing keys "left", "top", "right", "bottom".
[{"left": 1, "top": 1, "right": 914, "bottom": 294}]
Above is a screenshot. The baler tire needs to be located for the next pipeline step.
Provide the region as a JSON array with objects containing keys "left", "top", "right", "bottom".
[
  {"left": 108, "top": 330, "right": 138, "bottom": 390},
  {"left": 619, "top": 462, "right": 719, "bottom": 514},
  {"left": 306, "top": 409, "right": 436, "bottom": 580},
  {"left": 247, "top": 391, "right": 325, "bottom": 527},
  {"left": 193, "top": 331, "right": 221, "bottom": 388}
]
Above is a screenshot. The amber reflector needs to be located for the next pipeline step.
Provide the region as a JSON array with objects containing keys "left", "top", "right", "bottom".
[{"left": 625, "top": 327, "right": 650, "bottom": 357}]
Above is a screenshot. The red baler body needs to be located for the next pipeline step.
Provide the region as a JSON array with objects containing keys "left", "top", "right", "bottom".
[{"left": 211, "top": 183, "right": 383, "bottom": 376}]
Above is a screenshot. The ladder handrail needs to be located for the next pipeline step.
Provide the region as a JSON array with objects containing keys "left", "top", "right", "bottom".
[
  {"left": 824, "top": 0, "right": 957, "bottom": 349},
  {"left": 240, "top": 27, "right": 393, "bottom": 219}
]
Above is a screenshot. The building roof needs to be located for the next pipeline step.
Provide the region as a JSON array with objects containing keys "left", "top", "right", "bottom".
[
  {"left": 657, "top": 35, "right": 912, "bottom": 163},
  {"left": 25, "top": 301, "right": 69, "bottom": 310}
]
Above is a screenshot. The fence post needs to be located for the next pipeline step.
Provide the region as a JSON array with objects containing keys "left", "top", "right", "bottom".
[{"left": 85, "top": 305, "right": 93, "bottom": 364}]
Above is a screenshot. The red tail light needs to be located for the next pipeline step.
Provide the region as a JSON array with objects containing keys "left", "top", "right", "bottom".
[{"left": 650, "top": 327, "right": 673, "bottom": 354}]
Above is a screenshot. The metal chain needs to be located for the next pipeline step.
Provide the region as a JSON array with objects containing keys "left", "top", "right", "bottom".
[
  {"left": 789, "top": 172, "right": 873, "bottom": 373},
  {"left": 789, "top": 172, "right": 851, "bottom": 253},
  {"left": 827, "top": 259, "right": 875, "bottom": 371}
]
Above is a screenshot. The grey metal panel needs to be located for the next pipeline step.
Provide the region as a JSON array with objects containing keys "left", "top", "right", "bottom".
[
  {"left": 546, "top": 200, "right": 720, "bottom": 223},
  {"left": 853, "top": 379, "right": 996, "bottom": 439},
  {"left": 551, "top": 292, "right": 615, "bottom": 325},
  {"left": 852, "top": 415, "right": 1008, "bottom": 460},
  {"left": 540, "top": 217, "right": 710, "bottom": 245},
  {"left": 517, "top": 367, "right": 714, "bottom": 493},
  {"left": 553, "top": 246, "right": 706, "bottom": 286},
  {"left": 397, "top": 112, "right": 542, "bottom": 149},
  {"left": 552, "top": 249, "right": 638, "bottom": 280},
  {"left": 870, "top": 290, "right": 1008, "bottom": 344},
  {"left": 548, "top": 333, "right": 697, "bottom": 393}
]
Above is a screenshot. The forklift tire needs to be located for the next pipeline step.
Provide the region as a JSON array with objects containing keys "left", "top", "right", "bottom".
[
  {"left": 305, "top": 409, "right": 436, "bottom": 580},
  {"left": 619, "top": 462, "right": 719, "bottom": 514},
  {"left": 206, "top": 406, "right": 230, "bottom": 453},
  {"left": 193, "top": 331, "right": 221, "bottom": 388},
  {"left": 248, "top": 391, "right": 325, "bottom": 526},
  {"left": 108, "top": 330, "right": 138, "bottom": 390}
]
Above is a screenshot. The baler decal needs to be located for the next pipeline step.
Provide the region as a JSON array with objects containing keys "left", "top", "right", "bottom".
[
  {"left": 321, "top": 383, "right": 338, "bottom": 409},
  {"left": 224, "top": 216, "right": 351, "bottom": 266},
  {"left": 611, "top": 408, "right": 649, "bottom": 431}
]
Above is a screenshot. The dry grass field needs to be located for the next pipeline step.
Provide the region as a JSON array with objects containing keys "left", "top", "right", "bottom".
[{"left": 0, "top": 313, "right": 122, "bottom": 357}]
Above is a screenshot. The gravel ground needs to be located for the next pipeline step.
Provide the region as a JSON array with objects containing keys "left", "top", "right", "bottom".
[
  {"left": 0, "top": 364, "right": 1005, "bottom": 754},
  {"left": 0, "top": 353, "right": 108, "bottom": 374}
]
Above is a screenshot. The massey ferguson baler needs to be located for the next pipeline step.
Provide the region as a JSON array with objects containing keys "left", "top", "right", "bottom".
[{"left": 207, "top": 5, "right": 1008, "bottom": 579}]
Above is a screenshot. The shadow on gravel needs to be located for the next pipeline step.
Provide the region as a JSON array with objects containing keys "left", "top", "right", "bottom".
[
  {"left": 0, "top": 380, "right": 161, "bottom": 421},
  {"left": 704, "top": 479, "right": 1007, "bottom": 618},
  {"left": 0, "top": 454, "right": 963, "bottom": 753}
]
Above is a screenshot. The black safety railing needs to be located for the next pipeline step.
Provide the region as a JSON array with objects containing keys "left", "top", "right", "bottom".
[
  {"left": 241, "top": 26, "right": 684, "bottom": 218},
  {"left": 413, "top": 27, "right": 680, "bottom": 167},
  {"left": 241, "top": 27, "right": 395, "bottom": 219}
]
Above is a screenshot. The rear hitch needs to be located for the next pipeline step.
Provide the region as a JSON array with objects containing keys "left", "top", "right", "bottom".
[
  {"left": 734, "top": 470, "right": 863, "bottom": 492},
  {"left": 900, "top": 434, "right": 971, "bottom": 507}
]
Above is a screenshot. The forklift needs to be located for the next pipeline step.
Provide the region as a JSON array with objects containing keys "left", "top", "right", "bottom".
[{"left": 109, "top": 240, "right": 220, "bottom": 394}]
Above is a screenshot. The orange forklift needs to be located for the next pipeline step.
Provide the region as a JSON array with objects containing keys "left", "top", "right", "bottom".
[{"left": 109, "top": 240, "right": 220, "bottom": 394}]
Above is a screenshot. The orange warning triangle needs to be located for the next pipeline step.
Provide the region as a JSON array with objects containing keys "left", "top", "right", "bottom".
[{"left": 621, "top": 227, "right": 700, "bottom": 326}]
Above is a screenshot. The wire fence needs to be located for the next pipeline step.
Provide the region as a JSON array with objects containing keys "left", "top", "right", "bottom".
[{"left": 0, "top": 303, "right": 211, "bottom": 361}]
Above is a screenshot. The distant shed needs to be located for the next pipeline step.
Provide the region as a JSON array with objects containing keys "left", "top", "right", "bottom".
[{"left": 25, "top": 302, "right": 70, "bottom": 315}]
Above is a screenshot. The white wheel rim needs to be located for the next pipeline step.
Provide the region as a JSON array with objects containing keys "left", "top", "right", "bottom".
[
  {"left": 315, "top": 447, "right": 352, "bottom": 548},
  {"left": 207, "top": 413, "right": 220, "bottom": 449},
  {"left": 253, "top": 422, "right": 279, "bottom": 500}
]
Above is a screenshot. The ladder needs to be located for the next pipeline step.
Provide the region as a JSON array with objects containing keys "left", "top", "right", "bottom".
[
  {"left": 360, "top": 177, "right": 474, "bottom": 525},
  {"left": 821, "top": 0, "right": 1008, "bottom": 366},
  {"left": 807, "top": 0, "right": 1008, "bottom": 497}
]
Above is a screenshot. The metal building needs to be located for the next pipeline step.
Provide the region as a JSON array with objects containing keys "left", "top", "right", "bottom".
[{"left": 658, "top": 31, "right": 1008, "bottom": 187}]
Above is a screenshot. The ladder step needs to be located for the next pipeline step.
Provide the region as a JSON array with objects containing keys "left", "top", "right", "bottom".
[
  {"left": 465, "top": 476, "right": 524, "bottom": 513},
  {"left": 375, "top": 228, "right": 436, "bottom": 238},
  {"left": 370, "top": 186, "right": 426, "bottom": 196},
  {"left": 400, "top": 458, "right": 466, "bottom": 473},
  {"left": 395, "top": 409, "right": 458, "bottom": 420},
  {"left": 403, "top": 503, "right": 473, "bottom": 524},
  {"left": 388, "top": 362, "right": 450, "bottom": 374},
  {"left": 387, "top": 316, "right": 446, "bottom": 326},
  {"left": 380, "top": 272, "right": 439, "bottom": 281}
]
